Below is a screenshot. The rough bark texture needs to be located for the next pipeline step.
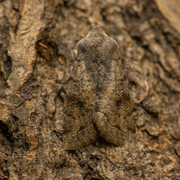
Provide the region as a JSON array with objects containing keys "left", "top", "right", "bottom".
[{"left": 0, "top": 0, "right": 180, "bottom": 179}]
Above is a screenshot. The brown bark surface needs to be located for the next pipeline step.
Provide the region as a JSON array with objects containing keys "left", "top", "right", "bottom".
[{"left": 0, "top": 0, "right": 180, "bottom": 179}]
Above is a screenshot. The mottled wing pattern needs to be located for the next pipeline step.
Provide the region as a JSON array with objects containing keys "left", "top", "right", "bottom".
[
  {"left": 63, "top": 26, "right": 135, "bottom": 150},
  {"left": 63, "top": 50, "right": 98, "bottom": 150},
  {"left": 94, "top": 56, "right": 135, "bottom": 146}
]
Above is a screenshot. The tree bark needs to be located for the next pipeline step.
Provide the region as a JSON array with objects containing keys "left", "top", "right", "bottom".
[{"left": 0, "top": 0, "right": 180, "bottom": 179}]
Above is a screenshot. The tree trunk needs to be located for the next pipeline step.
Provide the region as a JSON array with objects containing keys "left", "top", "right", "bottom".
[{"left": 0, "top": 0, "right": 180, "bottom": 179}]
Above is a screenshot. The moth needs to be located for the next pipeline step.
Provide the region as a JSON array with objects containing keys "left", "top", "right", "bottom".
[{"left": 63, "top": 26, "right": 135, "bottom": 150}]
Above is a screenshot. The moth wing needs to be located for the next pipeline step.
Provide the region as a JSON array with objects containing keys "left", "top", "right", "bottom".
[
  {"left": 63, "top": 61, "right": 98, "bottom": 150},
  {"left": 95, "top": 58, "right": 136, "bottom": 146}
]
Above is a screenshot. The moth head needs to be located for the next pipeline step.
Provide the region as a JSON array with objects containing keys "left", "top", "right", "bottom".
[{"left": 77, "top": 25, "right": 119, "bottom": 61}]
